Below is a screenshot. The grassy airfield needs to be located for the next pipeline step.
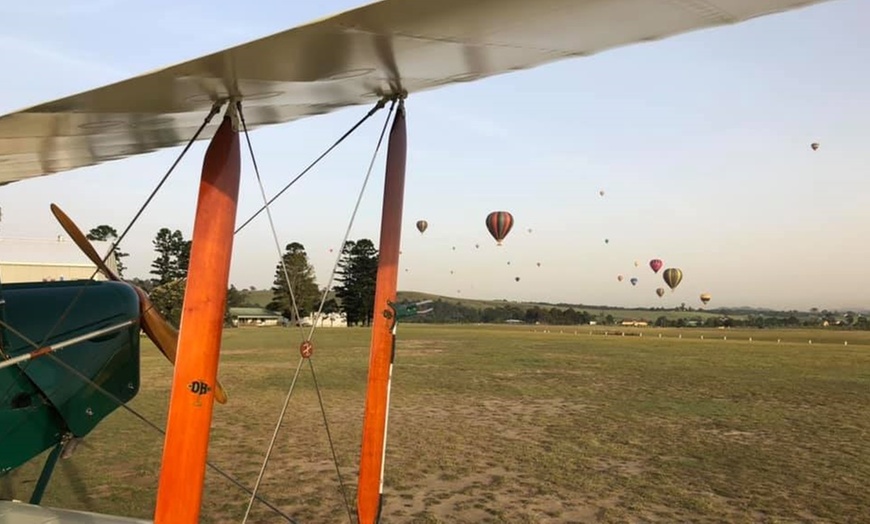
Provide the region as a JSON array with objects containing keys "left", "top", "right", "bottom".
[{"left": 4, "top": 325, "right": 869, "bottom": 523}]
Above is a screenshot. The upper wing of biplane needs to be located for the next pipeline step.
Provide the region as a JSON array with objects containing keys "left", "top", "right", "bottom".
[{"left": 0, "top": 0, "right": 830, "bottom": 185}]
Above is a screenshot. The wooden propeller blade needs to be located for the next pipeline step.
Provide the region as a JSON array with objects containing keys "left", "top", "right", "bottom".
[
  {"left": 50, "top": 203, "right": 121, "bottom": 281},
  {"left": 133, "top": 286, "right": 227, "bottom": 404},
  {"left": 49, "top": 203, "right": 227, "bottom": 404}
]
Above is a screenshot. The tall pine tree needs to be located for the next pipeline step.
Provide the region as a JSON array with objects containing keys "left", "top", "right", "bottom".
[
  {"left": 86, "top": 224, "right": 128, "bottom": 276},
  {"left": 334, "top": 239, "right": 379, "bottom": 326},
  {"left": 150, "top": 228, "right": 190, "bottom": 285},
  {"left": 268, "top": 242, "right": 320, "bottom": 323}
]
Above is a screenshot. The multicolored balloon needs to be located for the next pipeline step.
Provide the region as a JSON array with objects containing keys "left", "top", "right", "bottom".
[
  {"left": 486, "top": 211, "right": 514, "bottom": 246},
  {"left": 700, "top": 293, "right": 712, "bottom": 305},
  {"left": 416, "top": 220, "right": 428, "bottom": 234},
  {"left": 663, "top": 268, "right": 683, "bottom": 290},
  {"left": 649, "top": 259, "right": 663, "bottom": 273}
]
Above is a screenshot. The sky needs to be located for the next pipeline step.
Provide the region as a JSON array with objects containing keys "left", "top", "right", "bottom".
[{"left": 0, "top": 0, "right": 868, "bottom": 312}]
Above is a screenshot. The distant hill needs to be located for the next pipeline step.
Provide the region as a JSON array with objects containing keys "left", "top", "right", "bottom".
[
  {"left": 237, "top": 288, "right": 864, "bottom": 323},
  {"left": 244, "top": 289, "right": 273, "bottom": 307},
  {"left": 395, "top": 291, "right": 728, "bottom": 321}
]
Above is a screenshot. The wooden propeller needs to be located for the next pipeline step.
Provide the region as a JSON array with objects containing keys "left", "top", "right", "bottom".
[{"left": 49, "top": 203, "right": 228, "bottom": 404}]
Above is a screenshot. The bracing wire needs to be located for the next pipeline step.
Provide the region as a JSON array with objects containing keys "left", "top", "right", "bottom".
[
  {"left": 308, "top": 357, "right": 355, "bottom": 524},
  {"left": 237, "top": 101, "right": 307, "bottom": 339},
  {"left": 234, "top": 98, "right": 388, "bottom": 235},
  {"left": 308, "top": 98, "right": 397, "bottom": 343},
  {"left": 241, "top": 357, "right": 306, "bottom": 523},
  {"left": 237, "top": 98, "right": 398, "bottom": 524}
]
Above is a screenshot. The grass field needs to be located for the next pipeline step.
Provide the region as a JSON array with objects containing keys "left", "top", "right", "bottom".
[{"left": 3, "top": 325, "right": 869, "bottom": 523}]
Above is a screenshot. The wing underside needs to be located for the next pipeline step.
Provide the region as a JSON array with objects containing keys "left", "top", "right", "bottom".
[{"left": 0, "top": 0, "right": 830, "bottom": 185}]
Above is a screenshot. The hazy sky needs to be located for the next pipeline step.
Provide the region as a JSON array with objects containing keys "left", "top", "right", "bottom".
[{"left": 0, "top": 0, "right": 868, "bottom": 311}]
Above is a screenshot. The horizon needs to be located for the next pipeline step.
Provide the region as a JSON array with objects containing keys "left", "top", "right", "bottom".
[{"left": 1, "top": 0, "right": 868, "bottom": 312}]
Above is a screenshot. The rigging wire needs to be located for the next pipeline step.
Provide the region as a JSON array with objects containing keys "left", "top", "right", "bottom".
[
  {"left": 237, "top": 101, "right": 306, "bottom": 340},
  {"left": 308, "top": 98, "right": 397, "bottom": 343},
  {"left": 234, "top": 98, "right": 388, "bottom": 235},
  {"left": 241, "top": 357, "right": 305, "bottom": 523},
  {"left": 237, "top": 97, "right": 397, "bottom": 524},
  {"left": 308, "top": 357, "right": 355, "bottom": 524},
  {"left": 0, "top": 317, "right": 297, "bottom": 524}
]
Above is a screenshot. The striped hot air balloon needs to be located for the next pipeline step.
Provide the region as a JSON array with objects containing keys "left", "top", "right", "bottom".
[
  {"left": 663, "top": 268, "right": 683, "bottom": 291},
  {"left": 416, "top": 220, "right": 428, "bottom": 234},
  {"left": 485, "top": 211, "right": 514, "bottom": 246},
  {"left": 656, "top": 287, "right": 665, "bottom": 298},
  {"left": 700, "top": 293, "right": 712, "bottom": 305}
]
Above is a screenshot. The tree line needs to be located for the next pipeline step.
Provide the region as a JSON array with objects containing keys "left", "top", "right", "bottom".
[{"left": 88, "top": 221, "right": 382, "bottom": 328}]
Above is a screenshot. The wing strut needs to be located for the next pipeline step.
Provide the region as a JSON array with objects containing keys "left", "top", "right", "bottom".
[
  {"left": 357, "top": 97, "right": 407, "bottom": 524},
  {"left": 153, "top": 104, "right": 241, "bottom": 524}
]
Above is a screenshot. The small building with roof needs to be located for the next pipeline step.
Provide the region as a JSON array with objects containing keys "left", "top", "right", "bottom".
[
  {"left": 229, "top": 307, "right": 284, "bottom": 327},
  {"left": 0, "top": 236, "right": 119, "bottom": 283}
]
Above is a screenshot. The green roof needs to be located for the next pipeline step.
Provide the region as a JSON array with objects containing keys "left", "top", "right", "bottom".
[{"left": 229, "top": 307, "right": 282, "bottom": 317}]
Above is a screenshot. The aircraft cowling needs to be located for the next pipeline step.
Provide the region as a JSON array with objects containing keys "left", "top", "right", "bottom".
[{"left": 0, "top": 280, "right": 141, "bottom": 473}]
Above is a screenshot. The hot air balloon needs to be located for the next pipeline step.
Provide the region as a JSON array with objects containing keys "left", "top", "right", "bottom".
[
  {"left": 507, "top": 261, "right": 511, "bottom": 265},
  {"left": 617, "top": 275, "right": 624, "bottom": 282},
  {"left": 527, "top": 228, "right": 533, "bottom": 233},
  {"left": 634, "top": 260, "right": 639, "bottom": 267},
  {"left": 486, "top": 211, "right": 514, "bottom": 245},
  {"left": 599, "top": 190, "right": 605, "bottom": 197},
  {"left": 811, "top": 142, "right": 819, "bottom": 151},
  {"left": 656, "top": 287, "right": 665, "bottom": 298},
  {"left": 536, "top": 262, "right": 541, "bottom": 267},
  {"left": 604, "top": 238, "right": 609, "bottom": 244},
  {"left": 475, "top": 243, "right": 480, "bottom": 249},
  {"left": 416, "top": 220, "right": 428, "bottom": 234},
  {"left": 700, "top": 293, "right": 712, "bottom": 305},
  {"left": 515, "top": 277, "right": 521, "bottom": 282},
  {"left": 630, "top": 278, "right": 638, "bottom": 286},
  {"left": 663, "top": 268, "right": 683, "bottom": 290},
  {"left": 649, "top": 259, "right": 663, "bottom": 273}
]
